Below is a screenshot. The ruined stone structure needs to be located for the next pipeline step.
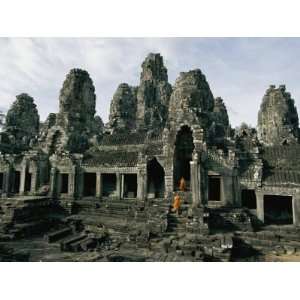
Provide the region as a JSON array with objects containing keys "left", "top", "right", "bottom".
[
  {"left": 0, "top": 111, "right": 5, "bottom": 132},
  {"left": 1, "top": 53, "right": 300, "bottom": 262}
]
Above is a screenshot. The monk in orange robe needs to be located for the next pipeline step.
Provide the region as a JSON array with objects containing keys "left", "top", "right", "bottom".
[
  {"left": 172, "top": 193, "right": 181, "bottom": 215},
  {"left": 179, "top": 177, "right": 186, "bottom": 191}
]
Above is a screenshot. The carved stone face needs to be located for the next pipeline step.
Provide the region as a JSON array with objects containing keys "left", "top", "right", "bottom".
[{"left": 258, "top": 87, "right": 299, "bottom": 145}]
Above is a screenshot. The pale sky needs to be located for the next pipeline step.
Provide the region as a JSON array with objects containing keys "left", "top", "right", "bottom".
[{"left": 0, "top": 37, "right": 300, "bottom": 127}]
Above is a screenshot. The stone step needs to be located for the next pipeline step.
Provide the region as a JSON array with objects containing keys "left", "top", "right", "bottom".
[
  {"left": 7, "top": 220, "right": 52, "bottom": 238},
  {"left": 67, "top": 237, "right": 96, "bottom": 252},
  {"left": 45, "top": 227, "right": 73, "bottom": 243},
  {"left": 60, "top": 234, "right": 87, "bottom": 251},
  {"left": 76, "top": 209, "right": 135, "bottom": 218},
  {"left": 234, "top": 233, "right": 300, "bottom": 250}
]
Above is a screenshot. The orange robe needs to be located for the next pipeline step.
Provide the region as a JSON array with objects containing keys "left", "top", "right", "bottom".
[
  {"left": 179, "top": 177, "right": 186, "bottom": 191},
  {"left": 172, "top": 195, "right": 181, "bottom": 211}
]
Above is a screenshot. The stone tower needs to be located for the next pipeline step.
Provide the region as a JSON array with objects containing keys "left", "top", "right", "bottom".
[
  {"left": 167, "top": 69, "right": 215, "bottom": 129},
  {"left": 0, "top": 111, "right": 5, "bottom": 132},
  {"left": 108, "top": 83, "right": 137, "bottom": 133},
  {"left": 208, "top": 97, "right": 230, "bottom": 145},
  {"left": 257, "top": 85, "right": 299, "bottom": 146},
  {"left": 45, "top": 69, "right": 103, "bottom": 154},
  {"left": 136, "top": 53, "right": 172, "bottom": 132},
  {"left": 57, "top": 69, "right": 96, "bottom": 130},
  {"left": 5, "top": 93, "right": 40, "bottom": 145},
  {"left": 213, "top": 97, "right": 229, "bottom": 129}
]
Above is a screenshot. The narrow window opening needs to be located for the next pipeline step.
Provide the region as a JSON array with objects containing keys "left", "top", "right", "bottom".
[
  {"left": 60, "top": 173, "right": 69, "bottom": 194},
  {"left": 208, "top": 176, "right": 221, "bottom": 201}
]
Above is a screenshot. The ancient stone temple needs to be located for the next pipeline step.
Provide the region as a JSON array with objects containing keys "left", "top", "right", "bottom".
[
  {"left": 0, "top": 111, "right": 5, "bottom": 132},
  {"left": 1, "top": 53, "right": 300, "bottom": 262}
]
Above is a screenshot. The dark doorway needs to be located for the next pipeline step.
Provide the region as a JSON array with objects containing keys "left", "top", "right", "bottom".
[
  {"left": 0, "top": 172, "right": 3, "bottom": 190},
  {"left": 174, "top": 126, "right": 194, "bottom": 190},
  {"left": 123, "top": 174, "right": 137, "bottom": 198},
  {"left": 60, "top": 173, "right": 69, "bottom": 194},
  {"left": 12, "top": 171, "right": 21, "bottom": 194},
  {"left": 208, "top": 176, "right": 221, "bottom": 201},
  {"left": 102, "top": 174, "right": 117, "bottom": 197},
  {"left": 264, "top": 195, "right": 293, "bottom": 225},
  {"left": 147, "top": 158, "right": 165, "bottom": 198},
  {"left": 241, "top": 189, "right": 257, "bottom": 209},
  {"left": 25, "top": 171, "right": 32, "bottom": 192},
  {"left": 83, "top": 172, "right": 96, "bottom": 197}
]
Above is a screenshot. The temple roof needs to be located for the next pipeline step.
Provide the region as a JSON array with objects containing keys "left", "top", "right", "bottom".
[
  {"left": 263, "top": 170, "right": 300, "bottom": 186},
  {"left": 262, "top": 145, "right": 300, "bottom": 171},
  {"left": 262, "top": 145, "right": 300, "bottom": 186},
  {"left": 82, "top": 150, "right": 139, "bottom": 167},
  {"left": 99, "top": 132, "right": 147, "bottom": 146},
  {"left": 239, "top": 145, "right": 300, "bottom": 186}
]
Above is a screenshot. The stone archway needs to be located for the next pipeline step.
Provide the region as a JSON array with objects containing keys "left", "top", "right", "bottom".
[
  {"left": 173, "top": 125, "right": 195, "bottom": 191},
  {"left": 147, "top": 158, "right": 165, "bottom": 198}
]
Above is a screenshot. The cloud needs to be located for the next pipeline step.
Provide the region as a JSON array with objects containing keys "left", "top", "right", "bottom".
[{"left": 0, "top": 38, "right": 300, "bottom": 127}]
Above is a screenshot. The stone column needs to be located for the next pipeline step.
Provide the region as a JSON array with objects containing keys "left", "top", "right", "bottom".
[
  {"left": 19, "top": 163, "right": 27, "bottom": 195},
  {"left": 198, "top": 164, "right": 202, "bottom": 205},
  {"left": 77, "top": 169, "right": 84, "bottom": 199},
  {"left": 232, "top": 168, "right": 240, "bottom": 206},
  {"left": 292, "top": 193, "right": 300, "bottom": 226},
  {"left": 256, "top": 190, "right": 264, "bottom": 223},
  {"left": 68, "top": 167, "right": 76, "bottom": 198},
  {"left": 190, "top": 160, "right": 201, "bottom": 207},
  {"left": 96, "top": 172, "right": 102, "bottom": 199},
  {"left": 30, "top": 164, "right": 38, "bottom": 194},
  {"left": 164, "top": 168, "right": 173, "bottom": 197},
  {"left": 0, "top": 172, "right": 3, "bottom": 194},
  {"left": 49, "top": 167, "right": 58, "bottom": 198},
  {"left": 137, "top": 170, "right": 146, "bottom": 200},
  {"left": 137, "top": 171, "right": 142, "bottom": 199},
  {"left": 116, "top": 173, "right": 121, "bottom": 199},
  {"left": 2, "top": 168, "right": 11, "bottom": 197},
  {"left": 121, "top": 174, "right": 125, "bottom": 199},
  {"left": 143, "top": 171, "right": 147, "bottom": 200}
]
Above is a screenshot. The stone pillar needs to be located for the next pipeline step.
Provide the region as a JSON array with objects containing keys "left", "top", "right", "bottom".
[
  {"left": 30, "top": 164, "right": 38, "bottom": 194},
  {"left": 68, "top": 167, "right": 76, "bottom": 198},
  {"left": 19, "top": 163, "right": 27, "bottom": 195},
  {"left": 121, "top": 174, "right": 125, "bottom": 199},
  {"left": 292, "top": 193, "right": 300, "bottom": 226},
  {"left": 164, "top": 168, "right": 173, "bottom": 197},
  {"left": 143, "top": 171, "right": 147, "bottom": 200},
  {"left": 256, "top": 191, "right": 264, "bottom": 223},
  {"left": 49, "top": 167, "right": 58, "bottom": 198},
  {"left": 96, "top": 172, "right": 102, "bottom": 199},
  {"left": 190, "top": 160, "right": 200, "bottom": 207},
  {"left": 198, "top": 164, "right": 202, "bottom": 205},
  {"left": 232, "top": 168, "right": 240, "bottom": 206},
  {"left": 77, "top": 169, "right": 84, "bottom": 199},
  {"left": 137, "top": 169, "right": 146, "bottom": 200},
  {"left": 116, "top": 173, "right": 121, "bottom": 199},
  {"left": 137, "top": 171, "right": 142, "bottom": 199},
  {"left": 2, "top": 168, "right": 11, "bottom": 197}
]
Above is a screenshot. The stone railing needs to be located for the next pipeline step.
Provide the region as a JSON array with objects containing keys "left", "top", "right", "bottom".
[{"left": 206, "top": 149, "right": 235, "bottom": 169}]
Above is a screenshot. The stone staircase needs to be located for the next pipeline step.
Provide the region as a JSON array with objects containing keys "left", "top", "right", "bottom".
[
  {"left": 44, "top": 219, "right": 105, "bottom": 253},
  {"left": 0, "top": 196, "right": 58, "bottom": 240},
  {"left": 55, "top": 197, "right": 170, "bottom": 256},
  {"left": 232, "top": 225, "right": 300, "bottom": 261}
]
